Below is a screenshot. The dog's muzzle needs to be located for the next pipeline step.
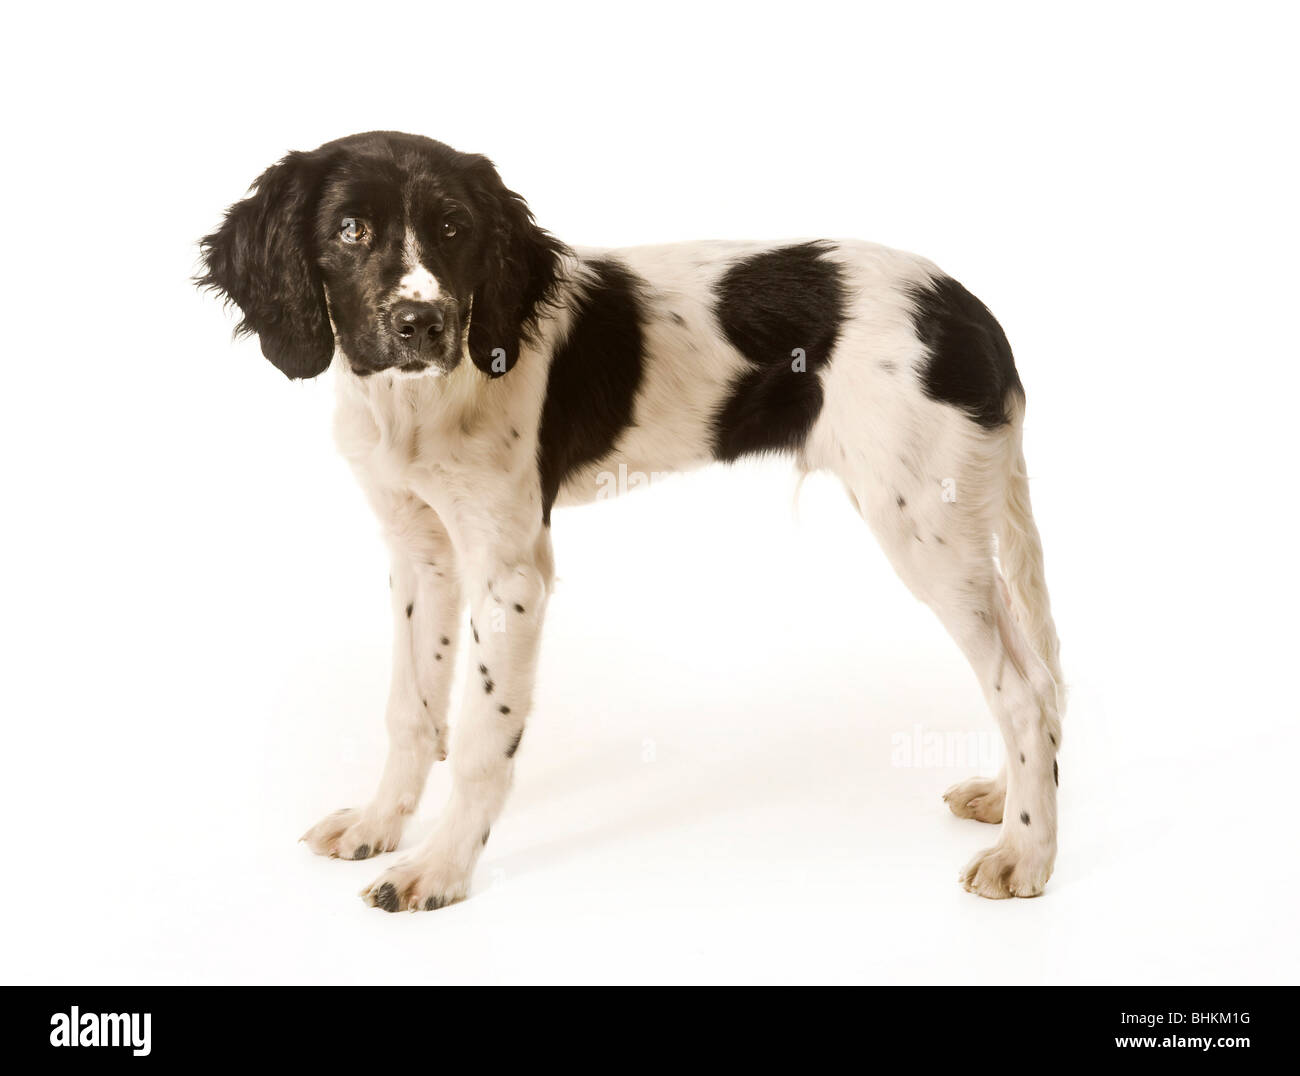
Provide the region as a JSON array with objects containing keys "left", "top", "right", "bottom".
[{"left": 384, "top": 299, "right": 460, "bottom": 374}]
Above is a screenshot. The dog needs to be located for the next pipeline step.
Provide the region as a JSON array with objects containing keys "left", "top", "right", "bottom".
[{"left": 198, "top": 131, "right": 1063, "bottom": 910}]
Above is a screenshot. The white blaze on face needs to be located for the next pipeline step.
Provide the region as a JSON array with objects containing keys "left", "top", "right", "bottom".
[{"left": 398, "top": 228, "right": 440, "bottom": 301}]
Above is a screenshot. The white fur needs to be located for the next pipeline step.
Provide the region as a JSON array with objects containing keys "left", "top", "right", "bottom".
[
  {"left": 397, "top": 228, "right": 440, "bottom": 300},
  {"left": 301, "top": 240, "right": 1063, "bottom": 909}
]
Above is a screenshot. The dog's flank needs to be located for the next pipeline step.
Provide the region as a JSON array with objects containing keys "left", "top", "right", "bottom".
[
  {"left": 711, "top": 240, "right": 848, "bottom": 461},
  {"left": 199, "top": 131, "right": 1062, "bottom": 910}
]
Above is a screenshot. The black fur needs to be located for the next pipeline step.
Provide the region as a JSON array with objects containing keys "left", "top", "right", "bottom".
[
  {"left": 536, "top": 259, "right": 646, "bottom": 524},
  {"left": 710, "top": 241, "right": 847, "bottom": 461},
  {"left": 907, "top": 275, "right": 1023, "bottom": 429},
  {"left": 505, "top": 730, "right": 523, "bottom": 759},
  {"left": 197, "top": 148, "right": 338, "bottom": 379},
  {"left": 460, "top": 155, "right": 568, "bottom": 378},
  {"left": 197, "top": 132, "right": 565, "bottom": 381}
]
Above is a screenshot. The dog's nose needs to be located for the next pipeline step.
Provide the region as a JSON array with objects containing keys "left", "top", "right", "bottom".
[{"left": 391, "top": 301, "right": 445, "bottom": 343}]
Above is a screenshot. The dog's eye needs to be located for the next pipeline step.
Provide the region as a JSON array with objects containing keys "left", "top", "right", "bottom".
[
  {"left": 441, "top": 221, "right": 458, "bottom": 240},
  {"left": 340, "top": 218, "right": 369, "bottom": 244}
]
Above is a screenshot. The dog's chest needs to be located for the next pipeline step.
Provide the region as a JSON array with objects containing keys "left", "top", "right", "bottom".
[{"left": 334, "top": 381, "right": 527, "bottom": 517}]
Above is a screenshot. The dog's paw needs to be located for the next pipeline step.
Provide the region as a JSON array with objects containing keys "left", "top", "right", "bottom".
[
  {"left": 300, "top": 807, "right": 405, "bottom": 861},
  {"left": 943, "top": 776, "right": 1005, "bottom": 823},
  {"left": 360, "top": 853, "right": 470, "bottom": 912},
  {"left": 959, "top": 840, "right": 1053, "bottom": 899}
]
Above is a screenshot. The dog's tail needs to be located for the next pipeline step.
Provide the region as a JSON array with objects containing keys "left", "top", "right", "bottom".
[{"left": 995, "top": 409, "right": 1064, "bottom": 712}]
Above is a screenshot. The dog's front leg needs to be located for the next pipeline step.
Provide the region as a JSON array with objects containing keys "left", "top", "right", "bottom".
[
  {"left": 361, "top": 531, "right": 553, "bottom": 911},
  {"left": 303, "top": 502, "right": 461, "bottom": 860}
]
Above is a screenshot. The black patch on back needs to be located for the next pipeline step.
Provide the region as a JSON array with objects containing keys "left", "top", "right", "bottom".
[
  {"left": 710, "top": 241, "right": 847, "bottom": 462},
  {"left": 907, "top": 275, "right": 1023, "bottom": 429},
  {"left": 536, "top": 259, "right": 646, "bottom": 523}
]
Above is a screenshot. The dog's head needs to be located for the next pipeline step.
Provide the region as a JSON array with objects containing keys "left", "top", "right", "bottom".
[{"left": 198, "top": 132, "right": 565, "bottom": 380}]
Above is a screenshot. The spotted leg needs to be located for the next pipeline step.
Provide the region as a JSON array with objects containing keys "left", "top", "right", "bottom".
[
  {"left": 889, "top": 548, "right": 1058, "bottom": 895},
  {"left": 948, "top": 587, "right": 1059, "bottom": 897},
  {"left": 302, "top": 497, "right": 461, "bottom": 860},
  {"left": 838, "top": 429, "right": 1061, "bottom": 897},
  {"left": 362, "top": 531, "right": 553, "bottom": 911}
]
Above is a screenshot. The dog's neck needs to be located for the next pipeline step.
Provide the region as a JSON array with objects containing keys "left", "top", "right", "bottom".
[{"left": 334, "top": 350, "right": 484, "bottom": 433}]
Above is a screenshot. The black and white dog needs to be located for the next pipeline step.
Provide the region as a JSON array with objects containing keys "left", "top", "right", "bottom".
[{"left": 199, "top": 131, "right": 1063, "bottom": 911}]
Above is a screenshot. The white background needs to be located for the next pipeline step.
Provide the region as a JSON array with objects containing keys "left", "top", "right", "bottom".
[{"left": 2, "top": 1, "right": 1297, "bottom": 984}]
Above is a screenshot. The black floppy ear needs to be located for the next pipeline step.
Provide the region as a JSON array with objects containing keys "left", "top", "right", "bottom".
[
  {"left": 197, "top": 150, "right": 335, "bottom": 379},
  {"left": 464, "top": 157, "right": 566, "bottom": 377}
]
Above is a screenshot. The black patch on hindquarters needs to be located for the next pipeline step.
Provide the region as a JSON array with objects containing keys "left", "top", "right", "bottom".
[
  {"left": 505, "top": 730, "right": 523, "bottom": 758},
  {"left": 536, "top": 258, "right": 646, "bottom": 524},
  {"left": 906, "top": 275, "right": 1023, "bottom": 429},
  {"left": 710, "top": 241, "right": 847, "bottom": 461}
]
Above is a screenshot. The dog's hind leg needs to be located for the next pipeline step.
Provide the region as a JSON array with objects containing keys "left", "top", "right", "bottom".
[
  {"left": 829, "top": 405, "right": 1063, "bottom": 897},
  {"left": 302, "top": 493, "right": 461, "bottom": 861}
]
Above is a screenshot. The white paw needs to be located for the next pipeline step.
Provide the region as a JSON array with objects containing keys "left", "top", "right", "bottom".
[
  {"left": 959, "top": 839, "right": 1054, "bottom": 899},
  {"left": 360, "top": 849, "right": 472, "bottom": 912},
  {"left": 943, "top": 776, "right": 1005, "bottom": 823},
  {"left": 300, "top": 807, "right": 406, "bottom": 861}
]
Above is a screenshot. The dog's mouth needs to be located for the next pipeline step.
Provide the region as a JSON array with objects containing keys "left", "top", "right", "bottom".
[
  {"left": 389, "top": 360, "right": 446, "bottom": 380},
  {"left": 349, "top": 355, "right": 456, "bottom": 379},
  {"left": 344, "top": 318, "right": 463, "bottom": 379}
]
